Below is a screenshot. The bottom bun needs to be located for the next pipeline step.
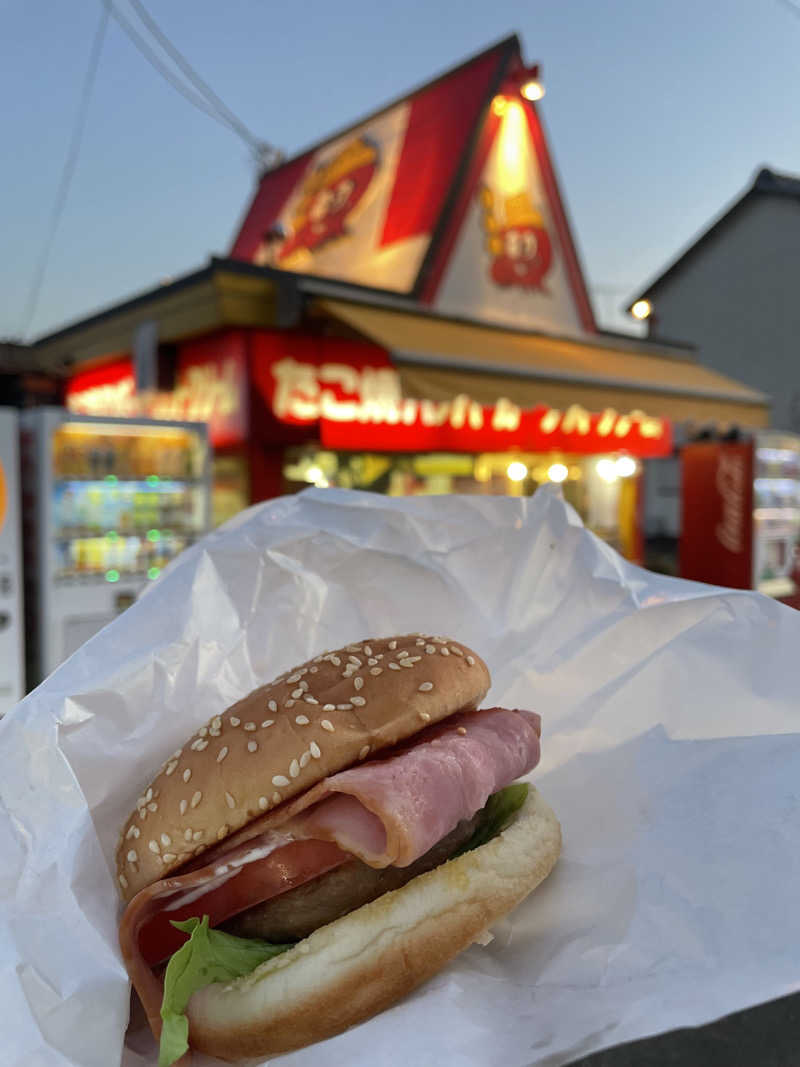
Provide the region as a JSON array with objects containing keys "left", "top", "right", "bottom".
[{"left": 187, "top": 786, "right": 562, "bottom": 1060}]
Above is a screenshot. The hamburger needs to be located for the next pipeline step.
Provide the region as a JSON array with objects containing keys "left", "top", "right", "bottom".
[{"left": 116, "top": 634, "right": 561, "bottom": 1065}]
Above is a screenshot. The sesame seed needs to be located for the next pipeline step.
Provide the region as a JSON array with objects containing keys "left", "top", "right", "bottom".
[
  {"left": 199, "top": 727, "right": 208, "bottom": 737},
  {"left": 419, "top": 711, "right": 431, "bottom": 721},
  {"left": 126, "top": 826, "right": 137, "bottom": 839},
  {"left": 466, "top": 655, "right": 475, "bottom": 665},
  {"left": 192, "top": 830, "right": 203, "bottom": 842},
  {"left": 351, "top": 695, "right": 366, "bottom": 707},
  {"left": 289, "top": 759, "right": 300, "bottom": 778},
  {"left": 268, "top": 700, "right": 278, "bottom": 712},
  {"left": 348, "top": 655, "right": 362, "bottom": 666},
  {"left": 262, "top": 720, "right": 274, "bottom": 728},
  {"left": 145, "top": 788, "right": 153, "bottom": 802},
  {"left": 354, "top": 677, "right": 364, "bottom": 691},
  {"left": 295, "top": 714, "right": 310, "bottom": 725},
  {"left": 331, "top": 656, "right": 341, "bottom": 666},
  {"left": 425, "top": 645, "right": 436, "bottom": 654},
  {"left": 370, "top": 667, "right": 382, "bottom": 675},
  {"left": 416, "top": 638, "right": 426, "bottom": 646},
  {"left": 119, "top": 874, "right": 128, "bottom": 889},
  {"left": 137, "top": 808, "right": 147, "bottom": 820},
  {"left": 184, "top": 828, "right": 193, "bottom": 841},
  {"left": 364, "top": 645, "right": 373, "bottom": 656},
  {"left": 321, "top": 719, "right": 335, "bottom": 732},
  {"left": 298, "top": 680, "right": 309, "bottom": 692},
  {"left": 367, "top": 657, "right": 378, "bottom": 666},
  {"left": 172, "top": 749, "right": 182, "bottom": 759},
  {"left": 197, "top": 740, "right": 209, "bottom": 751},
  {"left": 225, "top": 792, "right": 236, "bottom": 809},
  {"left": 191, "top": 791, "right": 202, "bottom": 808},
  {"left": 217, "top": 746, "right": 229, "bottom": 763},
  {"left": 258, "top": 796, "right": 268, "bottom": 810},
  {"left": 163, "top": 852, "right": 176, "bottom": 863},
  {"left": 209, "top": 728, "right": 221, "bottom": 738},
  {"left": 132, "top": 825, "right": 141, "bottom": 838},
  {"left": 160, "top": 834, "right": 171, "bottom": 846},
  {"left": 457, "top": 726, "right": 467, "bottom": 735},
  {"left": 272, "top": 791, "right": 282, "bottom": 804},
  {"left": 148, "top": 840, "right": 160, "bottom": 854},
  {"left": 310, "top": 665, "right": 318, "bottom": 673},
  {"left": 272, "top": 774, "right": 290, "bottom": 787},
  {"left": 292, "top": 688, "right": 304, "bottom": 699},
  {"left": 408, "top": 655, "right": 422, "bottom": 663},
  {"left": 305, "top": 695, "right": 319, "bottom": 705},
  {"left": 217, "top": 827, "right": 227, "bottom": 841},
  {"left": 359, "top": 745, "right": 370, "bottom": 759},
  {"left": 388, "top": 662, "right": 401, "bottom": 671},
  {"left": 248, "top": 741, "right": 258, "bottom": 753},
  {"left": 211, "top": 717, "right": 222, "bottom": 730},
  {"left": 165, "top": 760, "right": 177, "bottom": 776},
  {"left": 285, "top": 699, "right": 296, "bottom": 708},
  {"left": 147, "top": 802, "right": 158, "bottom": 812},
  {"left": 338, "top": 703, "right": 353, "bottom": 710},
  {"left": 400, "top": 660, "right": 414, "bottom": 668},
  {"left": 287, "top": 673, "right": 302, "bottom": 683},
  {"left": 323, "top": 703, "right": 336, "bottom": 712},
  {"left": 300, "top": 751, "right": 311, "bottom": 768},
  {"left": 450, "top": 646, "right": 463, "bottom": 656},
  {"left": 127, "top": 849, "right": 138, "bottom": 863},
  {"left": 180, "top": 799, "right": 188, "bottom": 815},
  {"left": 230, "top": 716, "right": 241, "bottom": 726},
  {"left": 440, "top": 647, "right": 450, "bottom": 656},
  {"left": 397, "top": 650, "right": 409, "bottom": 659},
  {"left": 183, "top": 769, "right": 192, "bottom": 782},
  {"left": 389, "top": 640, "right": 397, "bottom": 650},
  {"left": 310, "top": 741, "right": 322, "bottom": 758},
  {"left": 244, "top": 722, "right": 257, "bottom": 731},
  {"left": 419, "top": 681, "right": 434, "bottom": 692}
]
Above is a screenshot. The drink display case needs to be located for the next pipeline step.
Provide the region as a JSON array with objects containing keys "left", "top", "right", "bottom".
[
  {"left": 0, "top": 408, "right": 24, "bottom": 715},
  {"left": 21, "top": 409, "right": 210, "bottom": 686},
  {"left": 680, "top": 432, "right": 800, "bottom": 597}
]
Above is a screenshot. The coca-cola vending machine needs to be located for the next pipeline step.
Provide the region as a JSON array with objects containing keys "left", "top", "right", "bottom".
[{"left": 681, "top": 432, "right": 800, "bottom": 597}]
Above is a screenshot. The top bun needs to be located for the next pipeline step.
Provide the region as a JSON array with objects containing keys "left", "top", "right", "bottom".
[{"left": 116, "top": 635, "right": 490, "bottom": 902}]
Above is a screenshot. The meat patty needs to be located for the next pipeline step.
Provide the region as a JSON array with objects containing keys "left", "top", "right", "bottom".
[{"left": 222, "top": 813, "right": 481, "bottom": 941}]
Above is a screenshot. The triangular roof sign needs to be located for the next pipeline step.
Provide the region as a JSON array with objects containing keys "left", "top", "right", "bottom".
[{"left": 230, "top": 36, "right": 595, "bottom": 335}]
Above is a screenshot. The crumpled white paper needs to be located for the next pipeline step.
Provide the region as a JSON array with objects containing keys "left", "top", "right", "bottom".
[{"left": 3, "top": 487, "right": 800, "bottom": 1067}]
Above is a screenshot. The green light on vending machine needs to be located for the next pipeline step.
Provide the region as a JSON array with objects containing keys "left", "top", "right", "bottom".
[
  {"left": 105, "top": 569, "right": 120, "bottom": 583},
  {"left": 104, "top": 474, "right": 118, "bottom": 484},
  {"left": 147, "top": 529, "right": 161, "bottom": 542},
  {"left": 106, "top": 531, "right": 119, "bottom": 542},
  {"left": 146, "top": 474, "right": 160, "bottom": 486},
  {"left": 147, "top": 566, "right": 161, "bottom": 580}
]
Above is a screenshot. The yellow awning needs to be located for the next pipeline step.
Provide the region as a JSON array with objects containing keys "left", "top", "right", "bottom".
[{"left": 315, "top": 299, "right": 769, "bottom": 428}]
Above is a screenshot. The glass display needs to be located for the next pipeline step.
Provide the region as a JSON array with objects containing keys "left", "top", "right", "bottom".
[
  {"left": 753, "top": 433, "right": 800, "bottom": 595},
  {"left": 51, "top": 423, "right": 207, "bottom": 583}
]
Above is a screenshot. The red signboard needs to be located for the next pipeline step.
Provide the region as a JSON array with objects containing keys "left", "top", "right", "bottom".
[{"left": 680, "top": 441, "right": 754, "bottom": 588}]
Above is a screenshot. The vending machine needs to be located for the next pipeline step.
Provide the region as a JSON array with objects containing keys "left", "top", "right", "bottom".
[
  {"left": 0, "top": 408, "right": 24, "bottom": 714},
  {"left": 680, "top": 431, "right": 800, "bottom": 597},
  {"left": 21, "top": 409, "right": 210, "bottom": 686}
]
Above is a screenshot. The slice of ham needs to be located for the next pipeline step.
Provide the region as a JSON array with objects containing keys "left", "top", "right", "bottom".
[{"left": 119, "top": 707, "right": 541, "bottom": 1039}]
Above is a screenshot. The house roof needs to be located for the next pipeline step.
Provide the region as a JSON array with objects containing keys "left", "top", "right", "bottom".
[{"left": 627, "top": 166, "right": 800, "bottom": 309}]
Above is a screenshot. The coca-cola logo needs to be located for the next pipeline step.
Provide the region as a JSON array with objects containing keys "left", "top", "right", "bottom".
[{"left": 715, "top": 452, "right": 746, "bottom": 553}]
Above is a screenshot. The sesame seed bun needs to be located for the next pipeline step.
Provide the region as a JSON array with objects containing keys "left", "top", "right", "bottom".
[
  {"left": 116, "top": 635, "right": 490, "bottom": 902},
  {"left": 185, "top": 785, "right": 561, "bottom": 1060}
]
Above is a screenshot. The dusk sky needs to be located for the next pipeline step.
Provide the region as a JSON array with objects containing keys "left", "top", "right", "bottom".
[{"left": 4, "top": 0, "right": 800, "bottom": 341}]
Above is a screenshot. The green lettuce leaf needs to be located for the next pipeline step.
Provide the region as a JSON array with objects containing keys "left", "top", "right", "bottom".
[
  {"left": 158, "top": 916, "right": 293, "bottom": 1067},
  {"left": 453, "top": 782, "right": 529, "bottom": 857}
]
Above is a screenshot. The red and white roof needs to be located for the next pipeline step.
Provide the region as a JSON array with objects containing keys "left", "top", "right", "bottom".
[{"left": 230, "top": 37, "right": 595, "bottom": 337}]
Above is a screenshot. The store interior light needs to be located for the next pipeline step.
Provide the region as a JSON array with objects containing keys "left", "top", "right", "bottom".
[
  {"left": 631, "top": 299, "right": 653, "bottom": 321},
  {"left": 147, "top": 566, "right": 161, "bottom": 580},
  {"left": 105, "top": 568, "right": 120, "bottom": 583},
  {"left": 506, "top": 460, "right": 528, "bottom": 482},
  {"left": 596, "top": 457, "right": 619, "bottom": 484},
  {"left": 547, "top": 462, "right": 568, "bottom": 483},
  {"left": 305, "top": 465, "right": 329, "bottom": 487},
  {"left": 615, "top": 455, "right": 637, "bottom": 478},
  {"left": 520, "top": 78, "right": 545, "bottom": 102}
]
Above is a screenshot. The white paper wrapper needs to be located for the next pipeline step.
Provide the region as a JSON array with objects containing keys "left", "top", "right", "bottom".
[{"left": 3, "top": 487, "right": 800, "bottom": 1067}]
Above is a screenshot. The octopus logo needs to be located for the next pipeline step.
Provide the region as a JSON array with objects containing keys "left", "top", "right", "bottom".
[
  {"left": 277, "top": 137, "right": 379, "bottom": 262},
  {"left": 481, "top": 186, "right": 553, "bottom": 291}
]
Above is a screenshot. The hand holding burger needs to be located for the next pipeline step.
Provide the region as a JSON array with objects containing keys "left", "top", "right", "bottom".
[{"left": 116, "top": 634, "right": 561, "bottom": 1064}]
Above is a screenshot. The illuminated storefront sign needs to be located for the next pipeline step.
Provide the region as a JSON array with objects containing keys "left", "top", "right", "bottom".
[{"left": 269, "top": 357, "right": 672, "bottom": 457}]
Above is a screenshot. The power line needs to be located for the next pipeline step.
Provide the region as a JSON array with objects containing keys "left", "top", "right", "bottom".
[
  {"left": 20, "top": 3, "right": 110, "bottom": 339},
  {"left": 108, "top": 0, "right": 282, "bottom": 168}
]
